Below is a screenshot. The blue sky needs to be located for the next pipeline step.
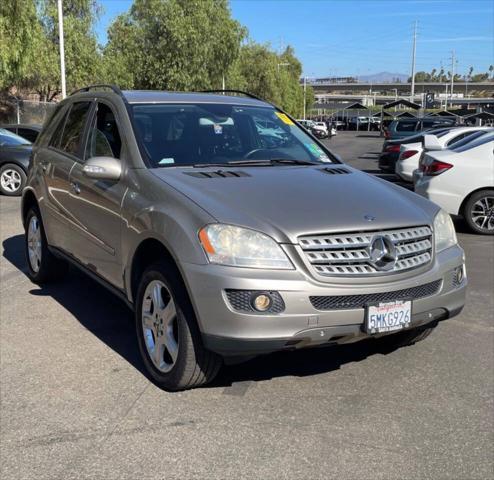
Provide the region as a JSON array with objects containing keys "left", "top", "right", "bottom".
[{"left": 96, "top": 0, "right": 494, "bottom": 77}]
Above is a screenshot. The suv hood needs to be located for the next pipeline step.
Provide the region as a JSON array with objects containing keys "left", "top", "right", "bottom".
[{"left": 151, "top": 165, "right": 437, "bottom": 244}]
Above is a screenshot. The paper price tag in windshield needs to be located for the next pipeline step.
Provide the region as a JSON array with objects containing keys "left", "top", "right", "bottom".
[{"left": 275, "top": 112, "right": 294, "bottom": 125}]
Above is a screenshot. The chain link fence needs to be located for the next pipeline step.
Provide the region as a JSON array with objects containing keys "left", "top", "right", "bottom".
[{"left": 0, "top": 98, "right": 57, "bottom": 126}]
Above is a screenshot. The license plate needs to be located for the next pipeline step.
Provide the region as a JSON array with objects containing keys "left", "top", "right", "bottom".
[{"left": 366, "top": 300, "right": 412, "bottom": 334}]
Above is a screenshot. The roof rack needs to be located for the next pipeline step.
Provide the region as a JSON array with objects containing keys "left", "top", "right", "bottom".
[
  {"left": 200, "top": 89, "right": 266, "bottom": 103},
  {"left": 70, "top": 84, "right": 124, "bottom": 97}
]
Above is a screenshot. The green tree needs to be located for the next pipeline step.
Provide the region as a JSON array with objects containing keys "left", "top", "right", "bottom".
[
  {"left": 34, "top": 0, "right": 102, "bottom": 100},
  {"left": 103, "top": 0, "right": 245, "bottom": 90},
  {"left": 1, "top": 0, "right": 102, "bottom": 99},
  {"left": 0, "top": 0, "right": 42, "bottom": 90},
  {"left": 227, "top": 43, "right": 309, "bottom": 117}
]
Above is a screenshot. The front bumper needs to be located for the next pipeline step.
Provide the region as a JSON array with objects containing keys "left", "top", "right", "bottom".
[{"left": 182, "top": 245, "right": 467, "bottom": 356}]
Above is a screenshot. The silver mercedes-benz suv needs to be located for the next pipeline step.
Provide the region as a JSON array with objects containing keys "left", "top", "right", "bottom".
[{"left": 22, "top": 86, "right": 466, "bottom": 391}]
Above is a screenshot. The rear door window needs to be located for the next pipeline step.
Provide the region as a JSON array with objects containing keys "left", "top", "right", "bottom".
[
  {"left": 58, "top": 102, "right": 92, "bottom": 158},
  {"left": 451, "top": 132, "right": 494, "bottom": 152},
  {"left": 396, "top": 121, "right": 417, "bottom": 132},
  {"left": 446, "top": 131, "right": 477, "bottom": 147}
]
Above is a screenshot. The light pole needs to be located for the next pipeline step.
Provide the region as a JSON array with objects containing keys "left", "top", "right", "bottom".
[
  {"left": 57, "top": 0, "right": 66, "bottom": 98},
  {"left": 303, "top": 76, "right": 307, "bottom": 120},
  {"left": 410, "top": 20, "right": 417, "bottom": 103}
]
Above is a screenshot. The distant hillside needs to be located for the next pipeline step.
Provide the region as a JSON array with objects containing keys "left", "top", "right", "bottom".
[{"left": 357, "top": 72, "right": 409, "bottom": 83}]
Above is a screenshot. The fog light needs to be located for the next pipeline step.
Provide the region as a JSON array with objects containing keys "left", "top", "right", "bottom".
[
  {"left": 252, "top": 293, "right": 272, "bottom": 312},
  {"left": 455, "top": 266, "right": 464, "bottom": 285}
]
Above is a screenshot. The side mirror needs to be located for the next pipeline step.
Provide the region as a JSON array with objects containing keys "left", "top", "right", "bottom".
[
  {"left": 83, "top": 156, "right": 121, "bottom": 181},
  {"left": 423, "top": 134, "right": 442, "bottom": 151}
]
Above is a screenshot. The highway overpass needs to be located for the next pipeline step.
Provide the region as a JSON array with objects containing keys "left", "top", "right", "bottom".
[{"left": 309, "top": 81, "right": 494, "bottom": 96}]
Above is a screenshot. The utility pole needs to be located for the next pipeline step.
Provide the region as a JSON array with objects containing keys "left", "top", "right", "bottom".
[
  {"left": 410, "top": 20, "right": 417, "bottom": 103},
  {"left": 57, "top": 0, "right": 66, "bottom": 99},
  {"left": 303, "top": 76, "right": 307, "bottom": 120},
  {"left": 450, "top": 50, "right": 456, "bottom": 109}
]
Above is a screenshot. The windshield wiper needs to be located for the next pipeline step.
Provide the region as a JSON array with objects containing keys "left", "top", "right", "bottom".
[
  {"left": 229, "top": 158, "right": 320, "bottom": 166},
  {"left": 191, "top": 159, "right": 321, "bottom": 168}
]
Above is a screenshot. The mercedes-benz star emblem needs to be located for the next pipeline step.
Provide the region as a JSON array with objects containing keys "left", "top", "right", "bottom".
[{"left": 368, "top": 236, "right": 397, "bottom": 271}]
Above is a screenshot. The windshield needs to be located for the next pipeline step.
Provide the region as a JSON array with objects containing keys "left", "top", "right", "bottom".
[
  {"left": 451, "top": 131, "right": 494, "bottom": 152},
  {"left": 131, "top": 104, "right": 334, "bottom": 167},
  {"left": 0, "top": 128, "right": 31, "bottom": 146}
]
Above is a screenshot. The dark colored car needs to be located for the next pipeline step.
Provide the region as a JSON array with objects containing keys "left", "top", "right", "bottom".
[
  {"left": 0, "top": 124, "right": 42, "bottom": 143},
  {"left": 383, "top": 117, "right": 457, "bottom": 141},
  {"left": 379, "top": 125, "right": 455, "bottom": 172},
  {"left": 0, "top": 128, "right": 32, "bottom": 196}
]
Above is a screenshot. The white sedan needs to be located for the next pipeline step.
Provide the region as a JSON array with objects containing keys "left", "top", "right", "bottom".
[
  {"left": 396, "top": 126, "right": 493, "bottom": 182},
  {"left": 414, "top": 131, "right": 494, "bottom": 234}
]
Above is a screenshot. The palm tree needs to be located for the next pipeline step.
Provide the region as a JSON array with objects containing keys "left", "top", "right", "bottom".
[{"left": 489, "top": 65, "right": 494, "bottom": 80}]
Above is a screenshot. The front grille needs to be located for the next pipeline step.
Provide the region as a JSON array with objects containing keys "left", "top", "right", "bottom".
[
  {"left": 310, "top": 279, "right": 442, "bottom": 311},
  {"left": 225, "top": 290, "right": 285, "bottom": 314},
  {"left": 299, "top": 225, "right": 433, "bottom": 276}
]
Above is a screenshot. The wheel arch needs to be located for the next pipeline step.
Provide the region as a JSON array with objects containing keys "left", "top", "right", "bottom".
[
  {"left": 21, "top": 188, "right": 39, "bottom": 227},
  {"left": 129, "top": 237, "right": 189, "bottom": 305}
]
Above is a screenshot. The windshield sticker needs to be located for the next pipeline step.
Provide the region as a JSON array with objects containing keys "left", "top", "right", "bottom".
[
  {"left": 275, "top": 112, "right": 294, "bottom": 125},
  {"left": 158, "top": 158, "right": 175, "bottom": 165},
  {"left": 213, "top": 124, "right": 223, "bottom": 134},
  {"left": 305, "top": 143, "right": 330, "bottom": 161}
]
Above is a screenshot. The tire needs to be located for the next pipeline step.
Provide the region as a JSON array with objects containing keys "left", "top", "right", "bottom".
[
  {"left": 24, "top": 207, "right": 68, "bottom": 283},
  {"left": 0, "top": 163, "right": 26, "bottom": 196},
  {"left": 374, "top": 325, "right": 436, "bottom": 350},
  {"left": 135, "top": 261, "right": 222, "bottom": 391},
  {"left": 463, "top": 189, "right": 494, "bottom": 235}
]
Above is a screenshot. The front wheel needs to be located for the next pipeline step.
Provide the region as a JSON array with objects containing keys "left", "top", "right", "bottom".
[
  {"left": 463, "top": 189, "right": 494, "bottom": 235},
  {"left": 135, "top": 262, "right": 222, "bottom": 391}
]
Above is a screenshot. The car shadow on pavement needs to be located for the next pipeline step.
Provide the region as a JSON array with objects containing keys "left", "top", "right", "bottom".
[
  {"left": 2, "top": 234, "right": 146, "bottom": 377},
  {"left": 213, "top": 340, "right": 383, "bottom": 389},
  {"left": 3, "top": 233, "right": 398, "bottom": 390}
]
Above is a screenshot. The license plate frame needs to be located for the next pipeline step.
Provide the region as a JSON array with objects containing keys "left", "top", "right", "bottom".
[{"left": 365, "top": 299, "right": 412, "bottom": 334}]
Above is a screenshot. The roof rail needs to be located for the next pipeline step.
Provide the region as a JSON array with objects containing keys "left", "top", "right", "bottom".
[
  {"left": 70, "top": 84, "right": 124, "bottom": 97},
  {"left": 200, "top": 89, "right": 267, "bottom": 103}
]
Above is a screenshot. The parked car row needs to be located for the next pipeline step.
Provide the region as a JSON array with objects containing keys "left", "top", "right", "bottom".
[
  {"left": 414, "top": 130, "right": 494, "bottom": 235},
  {"left": 297, "top": 119, "right": 334, "bottom": 139},
  {"left": 379, "top": 117, "right": 458, "bottom": 171}
]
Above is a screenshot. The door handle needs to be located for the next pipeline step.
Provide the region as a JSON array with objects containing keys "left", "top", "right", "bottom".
[{"left": 70, "top": 182, "right": 81, "bottom": 194}]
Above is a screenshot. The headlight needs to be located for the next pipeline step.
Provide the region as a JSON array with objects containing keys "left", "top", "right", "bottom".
[
  {"left": 434, "top": 209, "right": 457, "bottom": 252},
  {"left": 199, "top": 224, "right": 293, "bottom": 269}
]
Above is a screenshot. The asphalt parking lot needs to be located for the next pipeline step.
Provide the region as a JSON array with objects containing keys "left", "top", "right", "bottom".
[{"left": 1, "top": 132, "right": 493, "bottom": 480}]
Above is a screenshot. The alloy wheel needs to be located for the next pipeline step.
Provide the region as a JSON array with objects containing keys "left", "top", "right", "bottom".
[
  {"left": 0, "top": 169, "right": 22, "bottom": 193},
  {"left": 27, "top": 215, "right": 42, "bottom": 272},
  {"left": 471, "top": 195, "right": 494, "bottom": 232},
  {"left": 141, "top": 280, "right": 179, "bottom": 373}
]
